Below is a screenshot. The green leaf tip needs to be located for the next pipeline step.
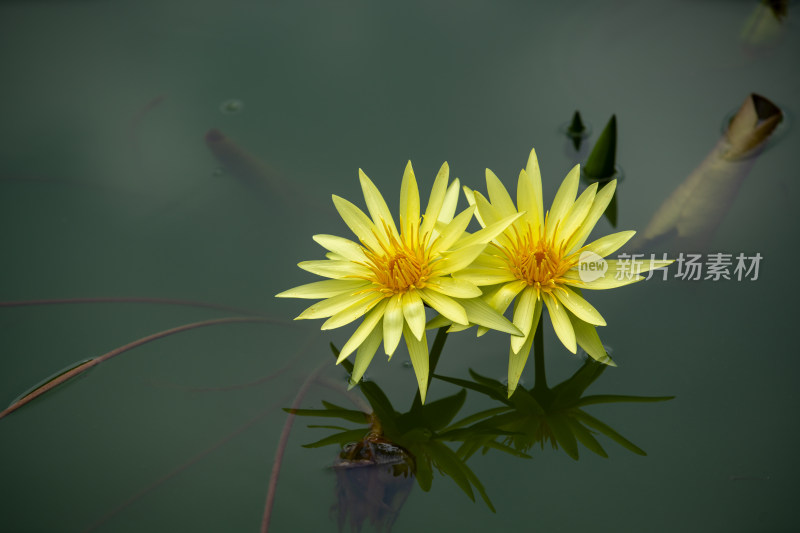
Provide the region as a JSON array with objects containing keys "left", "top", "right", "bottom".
[
  {"left": 568, "top": 111, "right": 586, "bottom": 135},
  {"left": 567, "top": 111, "right": 587, "bottom": 150},
  {"left": 584, "top": 114, "right": 617, "bottom": 179}
]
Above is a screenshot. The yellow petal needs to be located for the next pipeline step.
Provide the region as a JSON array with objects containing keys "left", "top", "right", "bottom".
[
  {"left": 359, "top": 169, "right": 400, "bottom": 242},
  {"left": 402, "top": 291, "right": 426, "bottom": 340},
  {"left": 276, "top": 279, "right": 371, "bottom": 299},
  {"left": 297, "top": 290, "right": 376, "bottom": 320},
  {"left": 399, "top": 161, "right": 421, "bottom": 238},
  {"left": 298, "top": 260, "right": 372, "bottom": 279},
  {"left": 454, "top": 212, "right": 523, "bottom": 249},
  {"left": 525, "top": 148, "right": 544, "bottom": 224},
  {"left": 543, "top": 292, "right": 577, "bottom": 353},
  {"left": 472, "top": 190, "right": 503, "bottom": 226},
  {"left": 472, "top": 191, "right": 513, "bottom": 248},
  {"left": 430, "top": 205, "right": 476, "bottom": 253},
  {"left": 636, "top": 258, "right": 675, "bottom": 273},
  {"left": 447, "top": 323, "right": 472, "bottom": 333},
  {"left": 485, "top": 279, "right": 528, "bottom": 314},
  {"left": 420, "top": 162, "right": 450, "bottom": 238},
  {"left": 567, "top": 180, "right": 617, "bottom": 252},
  {"left": 434, "top": 243, "right": 488, "bottom": 276},
  {"left": 546, "top": 164, "right": 580, "bottom": 242},
  {"left": 332, "top": 195, "right": 382, "bottom": 251},
  {"left": 382, "top": 294, "right": 404, "bottom": 356},
  {"left": 313, "top": 234, "right": 367, "bottom": 262},
  {"left": 438, "top": 177, "right": 460, "bottom": 225},
  {"left": 321, "top": 293, "right": 383, "bottom": 330},
  {"left": 349, "top": 323, "right": 384, "bottom": 386},
  {"left": 419, "top": 289, "right": 468, "bottom": 325},
  {"left": 486, "top": 168, "right": 517, "bottom": 218},
  {"left": 468, "top": 251, "right": 507, "bottom": 269},
  {"left": 425, "top": 314, "right": 451, "bottom": 330},
  {"left": 458, "top": 297, "right": 523, "bottom": 336},
  {"left": 462, "top": 186, "right": 484, "bottom": 226},
  {"left": 451, "top": 267, "right": 517, "bottom": 286},
  {"left": 511, "top": 287, "right": 539, "bottom": 353},
  {"left": 564, "top": 258, "right": 672, "bottom": 289},
  {"left": 581, "top": 230, "right": 636, "bottom": 258},
  {"left": 518, "top": 167, "right": 543, "bottom": 234},
  {"left": 568, "top": 313, "right": 615, "bottom": 366},
  {"left": 556, "top": 182, "right": 597, "bottom": 245},
  {"left": 563, "top": 268, "right": 643, "bottom": 290},
  {"left": 507, "top": 320, "right": 536, "bottom": 397},
  {"left": 425, "top": 277, "right": 482, "bottom": 298},
  {"left": 553, "top": 286, "right": 606, "bottom": 326},
  {"left": 403, "top": 324, "right": 429, "bottom": 404},
  {"left": 337, "top": 299, "right": 389, "bottom": 362}
]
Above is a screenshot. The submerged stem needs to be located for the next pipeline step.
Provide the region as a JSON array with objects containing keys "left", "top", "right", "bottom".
[
  {"left": 261, "top": 358, "right": 329, "bottom": 533},
  {"left": 0, "top": 316, "right": 279, "bottom": 420},
  {"left": 0, "top": 297, "right": 269, "bottom": 317}
]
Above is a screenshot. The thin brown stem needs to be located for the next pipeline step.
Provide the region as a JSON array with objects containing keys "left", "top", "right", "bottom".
[
  {"left": 83, "top": 398, "right": 284, "bottom": 532},
  {"left": 0, "top": 297, "right": 271, "bottom": 318},
  {"left": 0, "top": 317, "right": 279, "bottom": 420},
  {"left": 79, "top": 329, "right": 320, "bottom": 531},
  {"left": 260, "top": 358, "right": 329, "bottom": 533}
]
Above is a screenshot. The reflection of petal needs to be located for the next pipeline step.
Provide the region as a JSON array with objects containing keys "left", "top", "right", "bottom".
[
  {"left": 634, "top": 94, "right": 782, "bottom": 252},
  {"left": 334, "top": 438, "right": 415, "bottom": 533}
]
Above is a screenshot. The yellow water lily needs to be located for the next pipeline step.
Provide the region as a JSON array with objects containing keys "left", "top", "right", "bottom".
[
  {"left": 277, "top": 162, "right": 522, "bottom": 402},
  {"left": 458, "top": 148, "right": 670, "bottom": 396}
]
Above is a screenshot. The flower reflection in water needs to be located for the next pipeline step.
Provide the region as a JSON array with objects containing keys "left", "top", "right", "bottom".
[
  {"left": 333, "top": 426, "right": 415, "bottom": 533},
  {"left": 294, "top": 328, "right": 673, "bottom": 530},
  {"left": 441, "top": 327, "right": 674, "bottom": 460}
]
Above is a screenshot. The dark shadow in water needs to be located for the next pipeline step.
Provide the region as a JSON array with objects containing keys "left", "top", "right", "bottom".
[{"left": 290, "top": 330, "right": 673, "bottom": 532}]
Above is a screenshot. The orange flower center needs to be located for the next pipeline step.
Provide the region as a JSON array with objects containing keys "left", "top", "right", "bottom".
[
  {"left": 497, "top": 224, "right": 575, "bottom": 297},
  {"left": 362, "top": 225, "right": 432, "bottom": 294}
]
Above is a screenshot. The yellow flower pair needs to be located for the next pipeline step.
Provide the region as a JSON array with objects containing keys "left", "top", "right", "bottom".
[{"left": 277, "top": 148, "right": 666, "bottom": 401}]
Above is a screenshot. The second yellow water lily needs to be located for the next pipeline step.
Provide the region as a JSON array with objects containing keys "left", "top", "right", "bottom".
[
  {"left": 277, "top": 162, "right": 521, "bottom": 402},
  {"left": 459, "top": 148, "right": 670, "bottom": 395}
]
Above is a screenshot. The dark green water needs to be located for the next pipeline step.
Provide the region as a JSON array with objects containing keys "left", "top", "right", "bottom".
[{"left": 1, "top": 1, "right": 798, "bottom": 531}]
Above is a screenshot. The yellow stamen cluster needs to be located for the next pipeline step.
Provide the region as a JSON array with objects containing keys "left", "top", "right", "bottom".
[
  {"left": 497, "top": 224, "right": 575, "bottom": 299},
  {"left": 360, "top": 222, "right": 433, "bottom": 294}
]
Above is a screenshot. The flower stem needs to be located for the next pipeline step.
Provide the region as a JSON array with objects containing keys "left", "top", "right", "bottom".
[
  {"left": 532, "top": 317, "right": 546, "bottom": 393},
  {"left": 0, "top": 316, "right": 277, "bottom": 421},
  {"left": 427, "top": 327, "right": 449, "bottom": 390}
]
